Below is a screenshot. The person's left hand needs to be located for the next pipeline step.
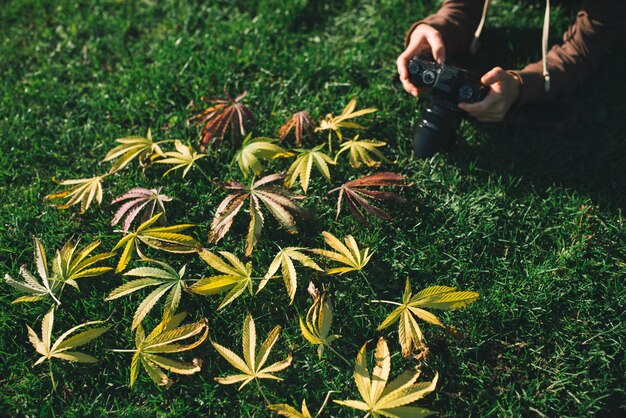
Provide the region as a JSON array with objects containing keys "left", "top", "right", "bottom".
[{"left": 458, "top": 67, "right": 521, "bottom": 122}]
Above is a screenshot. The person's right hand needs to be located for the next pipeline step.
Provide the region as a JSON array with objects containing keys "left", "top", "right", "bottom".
[{"left": 397, "top": 24, "right": 446, "bottom": 97}]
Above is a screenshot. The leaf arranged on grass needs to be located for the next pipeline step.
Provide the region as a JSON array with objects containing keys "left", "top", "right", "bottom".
[
  {"left": 334, "top": 338, "right": 438, "bottom": 417},
  {"left": 112, "top": 213, "right": 200, "bottom": 273},
  {"left": 377, "top": 279, "right": 479, "bottom": 357},
  {"left": 316, "top": 98, "right": 377, "bottom": 142},
  {"left": 212, "top": 313, "right": 292, "bottom": 390},
  {"left": 5, "top": 238, "right": 114, "bottom": 304},
  {"left": 188, "top": 249, "right": 254, "bottom": 311},
  {"left": 114, "top": 311, "right": 208, "bottom": 388},
  {"left": 278, "top": 111, "right": 317, "bottom": 147},
  {"left": 154, "top": 140, "right": 207, "bottom": 178},
  {"left": 106, "top": 259, "right": 188, "bottom": 330},
  {"left": 284, "top": 145, "right": 335, "bottom": 194},
  {"left": 329, "top": 172, "right": 407, "bottom": 224},
  {"left": 335, "top": 136, "right": 392, "bottom": 168},
  {"left": 111, "top": 187, "right": 173, "bottom": 233},
  {"left": 102, "top": 129, "right": 169, "bottom": 173},
  {"left": 188, "top": 90, "right": 254, "bottom": 149},
  {"left": 312, "top": 231, "right": 372, "bottom": 275},
  {"left": 268, "top": 400, "right": 313, "bottom": 417},
  {"left": 208, "top": 174, "right": 307, "bottom": 256},
  {"left": 4, "top": 238, "right": 63, "bottom": 304},
  {"left": 44, "top": 175, "right": 106, "bottom": 213},
  {"left": 28, "top": 307, "right": 108, "bottom": 388},
  {"left": 234, "top": 134, "right": 292, "bottom": 179},
  {"left": 299, "top": 283, "right": 340, "bottom": 358},
  {"left": 257, "top": 248, "right": 323, "bottom": 303}
]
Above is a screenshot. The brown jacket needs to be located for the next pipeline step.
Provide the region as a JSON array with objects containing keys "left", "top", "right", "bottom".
[{"left": 405, "top": 1, "right": 626, "bottom": 105}]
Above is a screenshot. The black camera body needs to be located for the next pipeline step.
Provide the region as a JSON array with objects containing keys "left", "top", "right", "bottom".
[{"left": 408, "top": 55, "right": 488, "bottom": 158}]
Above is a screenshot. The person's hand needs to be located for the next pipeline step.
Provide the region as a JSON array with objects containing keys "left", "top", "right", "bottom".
[
  {"left": 458, "top": 67, "right": 522, "bottom": 122},
  {"left": 397, "top": 24, "right": 446, "bottom": 97}
]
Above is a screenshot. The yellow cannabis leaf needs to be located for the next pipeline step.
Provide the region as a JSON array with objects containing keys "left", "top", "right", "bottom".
[
  {"left": 268, "top": 400, "right": 313, "bottom": 417},
  {"left": 377, "top": 279, "right": 479, "bottom": 357},
  {"left": 113, "top": 311, "right": 208, "bottom": 389},
  {"left": 106, "top": 259, "right": 189, "bottom": 330},
  {"left": 188, "top": 249, "right": 255, "bottom": 311},
  {"left": 334, "top": 338, "right": 438, "bottom": 418},
  {"left": 45, "top": 175, "right": 107, "bottom": 213},
  {"left": 212, "top": 313, "right": 292, "bottom": 390},
  {"left": 311, "top": 231, "right": 372, "bottom": 275},
  {"left": 5, "top": 238, "right": 114, "bottom": 305},
  {"left": 257, "top": 248, "right": 323, "bottom": 303},
  {"left": 27, "top": 307, "right": 108, "bottom": 388},
  {"left": 334, "top": 135, "right": 392, "bottom": 168},
  {"left": 284, "top": 145, "right": 336, "bottom": 194},
  {"left": 102, "top": 129, "right": 170, "bottom": 173},
  {"left": 316, "top": 98, "right": 377, "bottom": 150},
  {"left": 112, "top": 213, "right": 200, "bottom": 273},
  {"left": 234, "top": 134, "right": 292, "bottom": 178},
  {"left": 298, "top": 284, "right": 341, "bottom": 359},
  {"left": 154, "top": 140, "right": 208, "bottom": 178}
]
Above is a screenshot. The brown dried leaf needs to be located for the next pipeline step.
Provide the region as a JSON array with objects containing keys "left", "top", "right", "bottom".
[
  {"left": 328, "top": 172, "right": 407, "bottom": 224},
  {"left": 278, "top": 111, "right": 317, "bottom": 147},
  {"left": 188, "top": 90, "right": 254, "bottom": 150}
]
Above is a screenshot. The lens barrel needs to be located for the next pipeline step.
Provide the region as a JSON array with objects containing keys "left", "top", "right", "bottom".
[{"left": 413, "top": 105, "right": 462, "bottom": 158}]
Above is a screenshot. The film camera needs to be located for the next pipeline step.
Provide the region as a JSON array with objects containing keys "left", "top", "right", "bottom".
[{"left": 408, "top": 55, "right": 488, "bottom": 158}]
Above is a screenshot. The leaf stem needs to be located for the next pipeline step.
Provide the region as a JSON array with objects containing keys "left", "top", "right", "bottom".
[
  {"left": 327, "top": 344, "right": 351, "bottom": 367},
  {"left": 370, "top": 300, "right": 402, "bottom": 306},
  {"left": 316, "top": 390, "right": 336, "bottom": 418},
  {"left": 358, "top": 270, "right": 375, "bottom": 294},
  {"left": 195, "top": 165, "right": 212, "bottom": 182},
  {"left": 255, "top": 378, "right": 270, "bottom": 405},
  {"left": 49, "top": 359, "right": 57, "bottom": 391}
]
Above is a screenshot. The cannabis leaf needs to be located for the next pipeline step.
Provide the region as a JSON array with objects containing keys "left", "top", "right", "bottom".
[
  {"left": 268, "top": 391, "right": 334, "bottom": 418},
  {"left": 113, "top": 311, "right": 208, "bottom": 388},
  {"left": 5, "top": 238, "right": 114, "bottom": 304},
  {"left": 102, "top": 129, "right": 169, "bottom": 173},
  {"left": 334, "top": 338, "right": 438, "bottom": 417},
  {"left": 284, "top": 146, "right": 335, "bottom": 194},
  {"left": 234, "top": 134, "right": 292, "bottom": 179},
  {"left": 209, "top": 174, "right": 307, "bottom": 256},
  {"left": 329, "top": 172, "right": 407, "bottom": 224},
  {"left": 188, "top": 249, "right": 255, "bottom": 311},
  {"left": 278, "top": 111, "right": 317, "bottom": 147},
  {"left": 312, "top": 231, "right": 372, "bottom": 275},
  {"left": 257, "top": 248, "right": 323, "bottom": 303},
  {"left": 335, "top": 136, "right": 392, "bottom": 168},
  {"left": 4, "top": 238, "right": 62, "bottom": 304},
  {"left": 299, "top": 283, "right": 341, "bottom": 359},
  {"left": 106, "top": 259, "right": 189, "bottom": 330},
  {"left": 154, "top": 140, "right": 208, "bottom": 178},
  {"left": 28, "top": 307, "right": 108, "bottom": 388},
  {"left": 112, "top": 213, "right": 200, "bottom": 273},
  {"left": 212, "top": 313, "right": 292, "bottom": 390},
  {"left": 44, "top": 175, "right": 107, "bottom": 213},
  {"left": 377, "top": 279, "right": 479, "bottom": 357},
  {"left": 111, "top": 187, "right": 173, "bottom": 233},
  {"left": 188, "top": 90, "right": 254, "bottom": 150},
  {"left": 316, "top": 98, "right": 377, "bottom": 150}
]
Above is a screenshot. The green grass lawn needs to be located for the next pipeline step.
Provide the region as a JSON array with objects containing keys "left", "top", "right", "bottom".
[{"left": 1, "top": 0, "right": 625, "bottom": 416}]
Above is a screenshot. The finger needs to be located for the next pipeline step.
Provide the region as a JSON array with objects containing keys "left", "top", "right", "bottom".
[
  {"left": 396, "top": 54, "right": 419, "bottom": 96},
  {"left": 458, "top": 93, "right": 499, "bottom": 114},
  {"left": 481, "top": 67, "right": 507, "bottom": 85},
  {"left": 425, "top": 30, "right": 446, "bottom": 63}
]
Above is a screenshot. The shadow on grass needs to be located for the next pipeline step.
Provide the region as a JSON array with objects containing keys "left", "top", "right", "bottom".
[{"left": 443, "top": 27, "right": 626, "bottom": 210}]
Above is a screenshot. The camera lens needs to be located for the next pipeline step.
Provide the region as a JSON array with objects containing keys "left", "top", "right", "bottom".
[
  {"left": 422, "top": 70, "right": 436, "bottom": 85},
  {"left": 413, "top": 105, "right": 462, "bottom": 158}
]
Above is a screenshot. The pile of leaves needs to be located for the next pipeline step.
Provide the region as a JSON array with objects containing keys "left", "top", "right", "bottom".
[{"left": 4, "top": 92, "right": 480, "bottom": 416}]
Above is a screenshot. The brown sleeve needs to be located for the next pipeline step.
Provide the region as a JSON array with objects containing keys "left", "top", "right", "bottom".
[
  {"left": 404, "top": 0, "right": 485, "bottom": 55},
  {"left": 512, "top": 0, "right": 626, "bottom": 105}
]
